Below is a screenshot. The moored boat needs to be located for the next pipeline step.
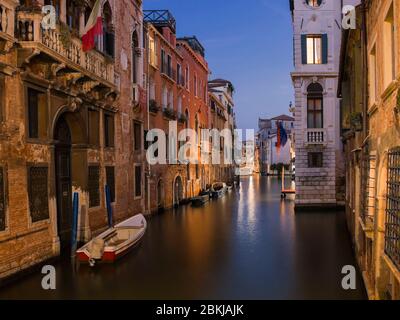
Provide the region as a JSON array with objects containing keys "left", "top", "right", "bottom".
[
  {"left": 211, "top": 182, "right": 227, "bottom": 199},
  {"left": 191, "top": 194, "right": 210, "bottom": 207},
  {"left": 76, "top": 214, "right": 147, "bottom": 266}
]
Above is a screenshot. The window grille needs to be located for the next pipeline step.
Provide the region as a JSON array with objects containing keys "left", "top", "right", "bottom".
[
  {"left": 361, "top": 143, "right": 376, "bottom": 227},
  {"left": 28, "top": 166, "right": 49, "bottom": 222},
  {"left": 385, "top": 148, "right": 400, "bottom": 270}
]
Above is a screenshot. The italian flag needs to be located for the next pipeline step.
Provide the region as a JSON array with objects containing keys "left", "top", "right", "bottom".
[{"left": 82, "top": 0, "right": 103, "bottom": 52}]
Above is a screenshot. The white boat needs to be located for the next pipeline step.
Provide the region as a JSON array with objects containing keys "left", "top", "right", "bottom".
[{"left": 76, "top": 214, "right": 147, "bottom": 266}]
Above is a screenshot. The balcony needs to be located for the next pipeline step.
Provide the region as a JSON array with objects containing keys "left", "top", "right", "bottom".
[
  {"left": 0, "top": 0, "right": 18, "bottom": 52},
  {"left": 305, "top": 129, "right": 327, "bottom": 146},
  {"left": 16, "top": 10, "right": 115, "bottom": 88}
]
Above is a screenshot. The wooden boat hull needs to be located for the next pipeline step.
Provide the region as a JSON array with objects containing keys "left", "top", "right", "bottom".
[
  {"left": 191, "top": 195, "right": 210, "bottom": 207},
  {"left": 76, "top": 214, "right": 147, "bottom": 264}
]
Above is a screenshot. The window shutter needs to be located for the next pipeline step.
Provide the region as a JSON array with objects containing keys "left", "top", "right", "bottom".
[
  {"left": 301, "top": 35, "right": 307, "bottom": 64},
  {"left": 322, "top": 34, "right": 328, "bottom": 64}
]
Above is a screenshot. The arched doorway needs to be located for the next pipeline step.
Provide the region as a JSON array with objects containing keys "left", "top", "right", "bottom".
[
  {"left": 174, "top": 176, "right": 183, "bottom": 207},
  {"left": 54, "top": 115, "right": 72, "bottom": 252}
]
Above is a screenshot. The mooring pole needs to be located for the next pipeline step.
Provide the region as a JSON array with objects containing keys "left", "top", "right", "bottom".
[
  {"left": 105, "top": 185, "right": 113, "bottom": 228},
  {"left": 71, "top": 192, "right": 79, "bottom": 257}
]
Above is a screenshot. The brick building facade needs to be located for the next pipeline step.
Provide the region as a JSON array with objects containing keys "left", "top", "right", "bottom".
[
  {"left": 339, "top": 0, "right": 400, "bottom": 300},
  {"left": 0, "top": 0, "right": 146, "bottom": 279}
]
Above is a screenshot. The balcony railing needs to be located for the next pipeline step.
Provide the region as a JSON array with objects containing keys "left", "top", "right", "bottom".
[
  {"left": 305, "top": 129, "right": 327, "bottom": 145},
  {"left": 16, "top": 10, "right": 115, "bottom": 85},
  {"left": 0, "top": 0, "right": 16, "bottom": 39}
]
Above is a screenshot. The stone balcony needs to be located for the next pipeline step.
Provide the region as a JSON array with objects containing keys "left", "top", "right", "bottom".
[
  {"left": 304, "top": 128, "right": 327, "bottom": 146},
  {"left": 0, "top": 0, "right": 18, "bottom": 52},
  {"left": 16, "top": 9, "right": 116, "bottom": 89}
]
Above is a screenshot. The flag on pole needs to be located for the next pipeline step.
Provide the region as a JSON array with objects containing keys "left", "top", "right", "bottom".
[{"left": 82, "top": 0, "right": 103, "bottom": 52}]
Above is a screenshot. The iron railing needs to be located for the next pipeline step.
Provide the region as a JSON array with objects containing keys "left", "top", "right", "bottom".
[{"left": 385, "top": 147, "right": 400, "bottom": 270}]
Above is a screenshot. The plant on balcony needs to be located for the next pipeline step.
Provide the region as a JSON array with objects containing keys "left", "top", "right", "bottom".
[
  {"left": 59, "top": 22, "right": 72, "bottom": 48},
  {"left": 350, "top": 111, "right": 363, "bottom": 132},
  {"left": 149, "top": 99, "right": 160, "bottom": 113},
  {"left": 163, "top": 108, "right": 177, "bottom": 120}
]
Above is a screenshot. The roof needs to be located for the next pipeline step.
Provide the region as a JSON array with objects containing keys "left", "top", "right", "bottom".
[
  {"left": 209, "top": 78, "right": 232, "bottom": 85},
  {"left": 270, "top": 114, "right": 295, "bottom": 122}
]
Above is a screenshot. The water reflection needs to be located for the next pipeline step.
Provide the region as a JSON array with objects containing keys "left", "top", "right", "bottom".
[{"left": 0, "top": 176, "right": 366, "bottom": 300}]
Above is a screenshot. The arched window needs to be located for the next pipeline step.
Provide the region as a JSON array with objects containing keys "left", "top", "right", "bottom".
[
  {"left": 66, "top": 0, "right": 80, "bottom": 31},
  {"left": 177, "top": 96, "right": 182, "bottom": 116},
  {"left": 307, "top": 83, "right": 323, "bottom": 128},
  {"left": 132, "top": 30, "right": 139, "bottom": 84},
  {"left": 185, "top": 109, "right": 189, "bottom": 129},
  {"left": 102, "top": 1, "right": 114, "bottom": 58}
]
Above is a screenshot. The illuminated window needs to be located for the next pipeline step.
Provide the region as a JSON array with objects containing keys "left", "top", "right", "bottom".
[
  {"left": 307, "top": 0, "right": 322, "bottom": 7},
  {"left": 307, "top": 36, "right": 322, "bottom": 64},
  {"left": 369, "top": 46, "right": 377, "bottom": 104},
  {"left": 383, "top": 5, "right": 396, "bottom": 88}
]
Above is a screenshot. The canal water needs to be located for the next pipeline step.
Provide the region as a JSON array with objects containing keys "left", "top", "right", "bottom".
[{"left": 0, "top": 176, "right": 366, "bottom": 300}]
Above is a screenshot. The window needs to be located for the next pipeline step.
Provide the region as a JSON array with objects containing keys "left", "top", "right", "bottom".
[
  {"left": 162, "top": 86, "right": 168, "bottom": 110},
  {"left": 307, "top": 83, "right": 323, "bottom": 128},
  {"left": 307, "top": 0, "right": 322, "bottom": 7},
  {"left": 66, "top": 0, "right": 80, "bottom": 31},
  {"left": 104, "top": 113, "right": 115, "bottom": 147},
  {"left": 177, "top": 63, "right": 182, "bottom": 85},
  {"left": 302, "top": 34, "right": 327, "bottom": 64},
  {"left": 0, "top": 167, "right": 5, "bottom": 231},
  {"left": 149, "top": 35, "right": 158, "bottom": 67},
  {"left": 28, "top": 166, "right": 49, "bottom": 222},
  {"left": 102, "top": 2, "right": 115, "bottom": 58},
  {"left": 133, "top": 121, "right": 142, "bottom": 151},
  {"left": 168, "top": 90, "right": 174, "bottom": 110},
  {"left": 88, "top": 166, "right": 100, "bottom": 208},
  {"left": 106, "top": 166, "right": 115, "bottom": 203},
  {"left": 308, "top": 152, "right": 323, "bottom": 168},
  {"left": 369, "top": 46, "right": 377, "bottom": 104},
  {"left": 177, "top": 96, "right": 182, "bottom": 116},
  {"left": 360, "top": 144, "right": 376, "bottom": 225},
  {"left": 185, "top": 66, "right": 190, "bottom": 90},
  {"left": 134, "top": 165, "right": 142, "bottom": 198},
  {"left": 385, "top": 148, "right": 400, "bottom": 270},
  {"left": 88, "top": 109, "right": 99, "bottom": 146},
  {"left": 383, "top": 5, "right": 396, "bottom": 88},
  {"left": 194, "top": 74, "right": 198, "bottom": 96},
  {"left": 132, "top": 31, "right": 139, "bottom": 83},
  {"left": 161, "top": 49, "right": 166, "bottom": 74},
  {"left": 27, "top": 88, "right": 48, "bottom": 139}
]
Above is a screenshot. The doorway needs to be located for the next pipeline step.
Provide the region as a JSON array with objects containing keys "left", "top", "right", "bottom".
[{"left": 54, "top": 115, "right": 72, "bottom": 253}]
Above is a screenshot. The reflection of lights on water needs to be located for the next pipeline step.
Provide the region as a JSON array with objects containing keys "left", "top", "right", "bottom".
[{"left": 238, "top": 176, "right": 257, "bottom": 241}]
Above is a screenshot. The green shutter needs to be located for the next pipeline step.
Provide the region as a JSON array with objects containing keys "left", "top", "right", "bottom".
[
  {"left": 322, "top": 34, "right": 328, "bottom": 64},
  {"left": 301, "top": 35, "right": 307, "bottom": 64}
]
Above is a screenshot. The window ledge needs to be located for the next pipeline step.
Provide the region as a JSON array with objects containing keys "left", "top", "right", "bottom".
[
  {"left": 368, "top": 103, "right": 378, "bottom": 117},
  {"left": 381, "top": 80, "right": 398, "bottom": 102}
]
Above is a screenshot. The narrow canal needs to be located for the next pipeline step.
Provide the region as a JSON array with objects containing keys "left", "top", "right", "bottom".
[{"left": 0, "top": 177, "right": 366, "bottom": 300}]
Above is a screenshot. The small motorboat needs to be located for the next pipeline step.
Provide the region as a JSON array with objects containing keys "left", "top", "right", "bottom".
[
  {"left": 211, "top": 182, "right": 227, "bottom": 199},
  {"left": 191, "top": 194, "right": 210, "bottom": 207},
  {"left": 76, "top": 214, "right": 147, "bottom": 266}
]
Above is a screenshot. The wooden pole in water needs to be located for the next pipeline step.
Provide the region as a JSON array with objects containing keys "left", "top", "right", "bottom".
[
  {"left": 282, "top": 166, "right": 285, "bottom": 191},
  {"left": 71, "top": 192, "right": 79, "bottom": 257}
]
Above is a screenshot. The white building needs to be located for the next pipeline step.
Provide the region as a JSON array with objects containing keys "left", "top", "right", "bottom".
[
  {"left": 290, "top": 0, "right": 346, "bottom": 208},
  {"left": 258, "top": 115, "right": 295, "bottom": 175}
]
